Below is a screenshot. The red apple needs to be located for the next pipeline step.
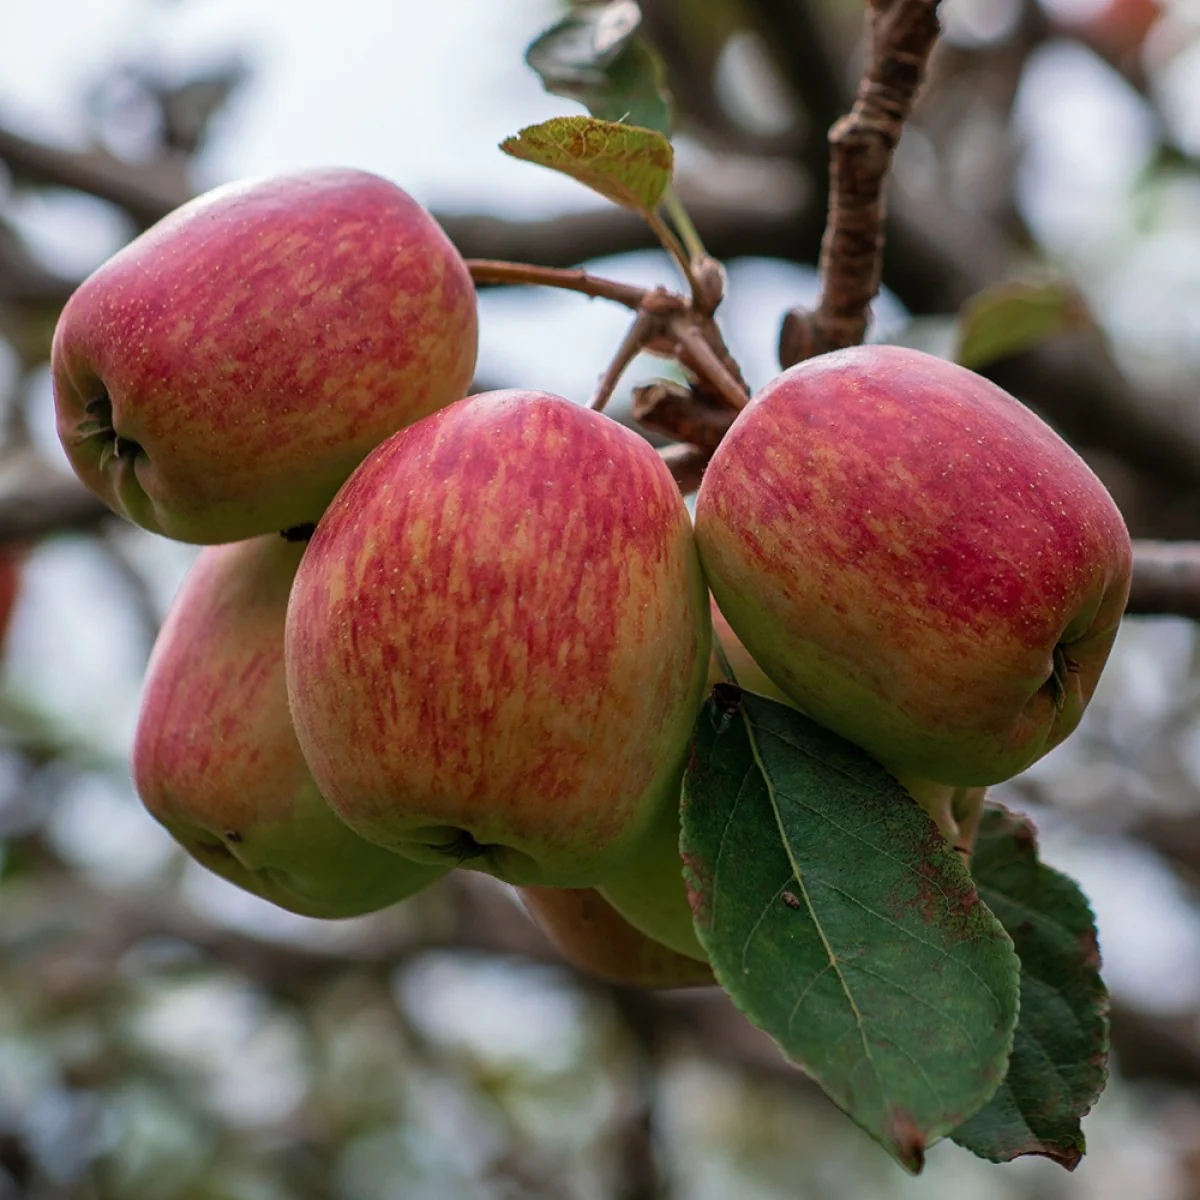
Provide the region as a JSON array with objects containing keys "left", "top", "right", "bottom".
[
  {"left": 695, "top": 345, "right": 1132, "bottom": 787},
  {"left": 52, "top": 168, "right": 478, "bottom": 544},
  {"left": 284, "top": 389, "right": 711, "bottom": 888},
  {"left": 133, "top": 534, "right": 447, "bottom": 918},
  {"left": 519, "top": 885, "right": 713, "bottom": 989}
]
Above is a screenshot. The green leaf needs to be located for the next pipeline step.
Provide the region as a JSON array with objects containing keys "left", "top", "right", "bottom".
[
  {"left": 525, "top": 0, "right": 674, "bottom": 135},
  {"left": 500, "top": 116, "right": 673, "bottom": 214},
  {"left": 954, "top": 279, "right": 1093, "bottom": 370},
  {"left": 952, "top": 804, "right": 1109, "bottom": 1169},
  {"left": 681, "top": 689, "right": 1020, "bottom": 1172}
]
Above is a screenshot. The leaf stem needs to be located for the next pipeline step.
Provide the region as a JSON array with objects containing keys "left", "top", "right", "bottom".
[
  {"left": 662, "top": 185, "right": 707, "bottom": 262},
  {"left": 645, "top": 209, "right": 700, "bottom": 295}
]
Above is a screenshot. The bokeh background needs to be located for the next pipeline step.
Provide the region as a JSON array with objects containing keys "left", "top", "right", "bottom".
[{"left": 3, "top": 0, "right": 1200, "bottom": 1195}]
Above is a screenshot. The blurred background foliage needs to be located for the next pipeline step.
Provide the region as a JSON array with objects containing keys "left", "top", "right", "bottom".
[{"left": 3, "top": 0, "right": 1200, "bottom": 1195}]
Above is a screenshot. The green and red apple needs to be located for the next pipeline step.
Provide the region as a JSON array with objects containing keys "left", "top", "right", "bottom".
[
  {"left": 519, "top": 884, "right": 713, "bottom": 989},
  {"left": 52, "top": 168, "right": 478, "bottom": 544},
  {"left": 133, "top": 534, "right": 447, "bottom": 918},
  {"left": 695, "top": 344, "right": 1132, "bottom": 788},
  {"left": 284, "top": 389, "right": 711, "bottom": 888}
]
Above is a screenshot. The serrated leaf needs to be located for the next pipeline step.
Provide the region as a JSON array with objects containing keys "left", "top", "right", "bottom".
[
  {"left": 681, "top": 689, "right": 1020, "bottom": 1172},
  {"left": 525, "top": 1, "right": 674, "bottom": 135},
  {"left": 500, "top": 116, "right": 673, "bottom": 214},
  {"left": 954, "top": 280, "right": 1093, "bottom": 370},
  {"left": 952, "top": 804, "right": 1109, "bottom": 1168}
]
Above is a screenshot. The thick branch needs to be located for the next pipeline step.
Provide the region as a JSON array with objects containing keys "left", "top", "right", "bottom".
[
  {"left": 780, "top": 0, "right": 942, "bottom": 366},
  {"left": 1127, "top": 541, "right": 1200, "bottom": 622}
]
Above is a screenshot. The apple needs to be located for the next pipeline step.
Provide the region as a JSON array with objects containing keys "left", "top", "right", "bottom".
[
  {"left": 695, "top": 344, "right": 1133, "bottom": 788},
  {"left": 519, "top": 885, "right": 713, "bottom": 989},
  {"left": 133, "top": 534, "right": 447, "bottom": 918},
  {"left": 597, "top": 778, "right": 708, "bottom": 962},
  {"left": 706, "top": 596, "right": 790, "bottom": 703},
  {"left": 51, "top": 168, "right": 478, "bottom": 544},
  {"left": 284, "top": 389, "right": 711, "bottom": 888}
]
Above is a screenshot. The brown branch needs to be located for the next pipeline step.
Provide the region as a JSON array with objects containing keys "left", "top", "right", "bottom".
[
  {"left": 1126, "top": 541, "right": 1200, "bottom": 622},
  {"left": 657, "top": 444, "right": 709, "bottom": 495},
  {"left": 633, "top": 382, "right": 736, "bottom": 452},
  {"left": 467, "top": 259, "right": 647, "bottom": 310},
  {"left": 0, "top": 124, "right": 190, "bottom": 228},
  {"left": 0, "top": 464, "right": 113, "bottom": 544},
  {"left": 779, "top": 0, "right": 943, "bottom": 367}
]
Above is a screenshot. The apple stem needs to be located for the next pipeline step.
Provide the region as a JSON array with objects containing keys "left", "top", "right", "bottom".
[
  {"left": 662, "top": 185, "right": 708, "bottom": 264},
  {"left": 951, "top": 787, "right": 987, "bottom": 865}
]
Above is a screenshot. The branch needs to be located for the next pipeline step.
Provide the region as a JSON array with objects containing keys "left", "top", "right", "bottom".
[
  {"left": 0, "top": 124, "right": 190, "bottom": 228},
  {"left": 634, "top": 382, "right": 735, "bottom": 452},
  {"left": 0, "top": 463, "right": 113, "bottom": 543},
  {"left": 657, "top": 444, "right": 709, "bottom": 495},
  {"left": 779, "top": 0, "right": 943, "bottom": 366},
  {"left": 467, "top": 259, "right": 647, "bottom": 310},
  {"left": 1127, "top": 541, "right": 1200, "bottom": 622}
]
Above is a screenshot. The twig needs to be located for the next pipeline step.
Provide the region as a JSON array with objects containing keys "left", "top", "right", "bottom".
[
  {"left": 779, "top": 0, "right": 943, "bottom": 368},
  {"left": 669, "top": 316, "right": 752, "bottom": 411},
  {"left": 590, "top": 311, "right": 660, "bottom": 412},
  {"left": 466, "top": 259, "right": 647, "bottom": 310},
  {"left": 633, "top": 381, "right": 736, "bottom": 451}
]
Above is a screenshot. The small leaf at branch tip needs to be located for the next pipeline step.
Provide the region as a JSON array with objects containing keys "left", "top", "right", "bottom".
[{"left": 500, "top": 116, "right": 673, "bottom": 214}]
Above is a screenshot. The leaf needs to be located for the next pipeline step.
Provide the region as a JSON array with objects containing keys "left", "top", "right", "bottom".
[
  {"left": 680, "top": 689, "right": 1020, "bottom": 1172},
  {"left": 951, "top": 804, "right": 1109, "bottom": 1169},
  {"left": 954, "top": 279, "right": 1094, "bottom": 370},
  {"left": 500, "top": 116, "right": 673, "bottom": 214},
  {"left": 525, "top": 0, "right": 674, "bottom": 135}
]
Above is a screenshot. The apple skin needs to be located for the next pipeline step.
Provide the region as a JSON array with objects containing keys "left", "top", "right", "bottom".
[
  {"left": 51, "top": 168, "right": 478, "bottom": 544},
  {"left": 695, "top": 345, "right": 1133, "bottom": 788},
  {"left": 706, "top": 597, "right": 790, "bottom": 703},
  {"left": 597, "top": 777, "right": 708, "bottom": 962},
  {"left": 133, "top": 535, "right": 447, "bottom": 918},
  {"left": 519, "top": 885, "right": 713, "bottom": 989},
  {"left": 284, "top": 389, "right": 711, "bottom": 888}
]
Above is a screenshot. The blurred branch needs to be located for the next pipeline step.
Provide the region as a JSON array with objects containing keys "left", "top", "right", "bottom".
[
  {"left": 1127, "top": 542, "right": 1200, "bottom": 622},
  {"left": 0, "top": 462, "right": 113, "bottom": 543},
  {"left": 657, "top": 443, "right": 710, "bottom": 495},
  {"left": 779, "top": 0, "right": 942, "bottom": 365},
  {"left": 0, "top": 124, "right": 190, "bottom": 229}
]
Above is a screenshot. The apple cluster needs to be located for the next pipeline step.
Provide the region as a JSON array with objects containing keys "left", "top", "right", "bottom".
[{"left": 50, "top": 168, "right": 1133, "bottom": 990}]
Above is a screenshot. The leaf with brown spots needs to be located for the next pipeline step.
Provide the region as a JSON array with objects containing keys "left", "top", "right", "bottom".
[
  {"left": 500, "top": 116, "right": 673, "bottom": 215},
  {"left": 951, "top": 804, "right": 1109, "bottom": 1169},
  {"left": 681, "top": 690, "right": 1020, "bottom": 1172},
  {"left": 954, "top": 279, "right": 1094, "bottom": 371}
]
